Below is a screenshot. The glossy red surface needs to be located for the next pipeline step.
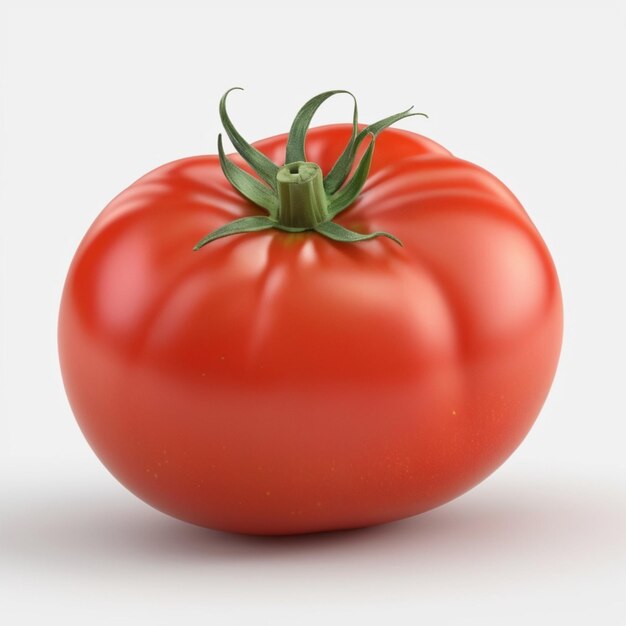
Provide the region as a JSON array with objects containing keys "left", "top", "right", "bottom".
[{"left": 58, "top": 125, "right": 562, "bottom": 534}]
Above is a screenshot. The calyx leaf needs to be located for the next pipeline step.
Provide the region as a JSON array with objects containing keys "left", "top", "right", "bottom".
[
  {"left": 194, "top": 216, "right": 275, "bottom": 249},
  {"left": 219, "top": 88, "right": 279, "bottom": 190}
]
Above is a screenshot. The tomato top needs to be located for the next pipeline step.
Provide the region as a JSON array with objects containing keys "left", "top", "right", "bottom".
[{"left": 192, "top": 89, "right": 428, "bottom": 247}]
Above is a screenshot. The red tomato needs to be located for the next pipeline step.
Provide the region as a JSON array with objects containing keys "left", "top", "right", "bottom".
[{"left": 59, "top": 114, "right": 562, "bottom": 534}]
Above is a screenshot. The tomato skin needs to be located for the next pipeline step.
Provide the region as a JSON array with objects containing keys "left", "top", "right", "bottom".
[{"left": 58, "top": 125, "right": 562, "bottom": 535}]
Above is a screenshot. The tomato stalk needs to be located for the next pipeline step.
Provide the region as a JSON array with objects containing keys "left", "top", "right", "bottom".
[
  {"left": 276, "top": 161, "right": 328, "bottom": 228},
  {"left": 194, "top": 89, "right": 427, "bottom": 249}
]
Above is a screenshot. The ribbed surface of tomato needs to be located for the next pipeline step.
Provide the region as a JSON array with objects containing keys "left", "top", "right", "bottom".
[{"left": 58, "top": 125, "right": 562, "bottom": 534}]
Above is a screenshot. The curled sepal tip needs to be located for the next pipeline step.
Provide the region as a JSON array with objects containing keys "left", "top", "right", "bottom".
[
  {"left": 324, "top": 107, "right": 428, "bottom": 196},
  {"left": 285, "top": 90, "right": 357, "bottom": 164}
]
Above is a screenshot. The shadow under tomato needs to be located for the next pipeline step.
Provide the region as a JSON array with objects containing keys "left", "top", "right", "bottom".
[{"left": 3, "top": 474, "right": 624, "bottom": 578}]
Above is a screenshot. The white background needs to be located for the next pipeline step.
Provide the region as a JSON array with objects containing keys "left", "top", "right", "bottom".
[{"left": 1, "top": 1, "right": 625, "bottom": 624}]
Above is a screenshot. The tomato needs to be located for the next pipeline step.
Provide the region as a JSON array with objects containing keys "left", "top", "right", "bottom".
[{"left": 58, "top": 91, "right": 562, "bottom": 535}]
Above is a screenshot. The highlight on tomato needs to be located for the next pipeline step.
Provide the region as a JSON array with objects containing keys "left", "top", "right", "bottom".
[{"left": 58, "top": 89, "right": 562, "bottom": 535}]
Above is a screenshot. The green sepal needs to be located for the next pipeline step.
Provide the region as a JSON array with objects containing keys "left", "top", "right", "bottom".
[
  {"left": 217, "top": 134, "right": 278, "bottom": 218},
  {"left": 327, "top": 133, "right": 376, "bottom": 218},
  {"left": 324, "top": 108, "right": 428, "bottom": 196},
  {"left": 285, "top": 90, "right": 357, "bottom": 164},
  {"left": 194, "top": 215, "right": 275, "bottom": 249},
  {"left": 315, "top": 221, "right": 403, "bottom": 246},
  {"left": 220, "top": 88, "right": 279, "bottom": 190}
]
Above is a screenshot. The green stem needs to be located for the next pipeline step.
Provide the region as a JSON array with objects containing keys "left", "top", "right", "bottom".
[{"left": 276, "top": 162, "right": 328, "bottom": 228}]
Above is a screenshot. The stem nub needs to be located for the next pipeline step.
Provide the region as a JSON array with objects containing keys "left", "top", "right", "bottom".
[{"left": 276, "top": 162, "right": 328, "bottom": 228}]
